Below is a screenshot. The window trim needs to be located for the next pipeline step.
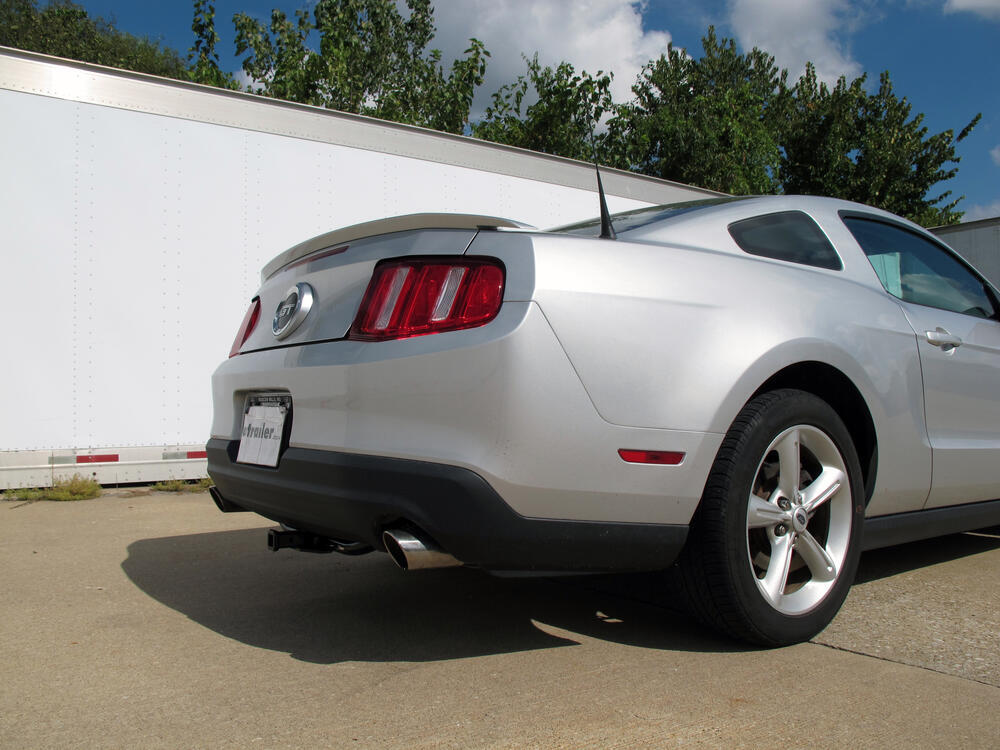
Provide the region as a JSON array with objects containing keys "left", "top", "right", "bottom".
[{"left": 839, "top": 210, "right": 1000, "bottom": 321}]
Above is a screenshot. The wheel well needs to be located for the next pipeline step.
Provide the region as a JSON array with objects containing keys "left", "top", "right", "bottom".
[{"left": 752, "top": 362, "right": 878, "bottom": 503}]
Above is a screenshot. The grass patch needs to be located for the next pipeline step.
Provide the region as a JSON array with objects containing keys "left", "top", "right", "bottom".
[
  {"left": 150, "top": 477, "right": 213, "bottom": 493},
  {"left": 2, "top": 474, "right": 102, "bottom": 502}
]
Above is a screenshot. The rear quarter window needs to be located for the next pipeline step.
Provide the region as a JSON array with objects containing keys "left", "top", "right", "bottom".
[{"left": 728, "top": 211, "right": 842, "bottom": 270}]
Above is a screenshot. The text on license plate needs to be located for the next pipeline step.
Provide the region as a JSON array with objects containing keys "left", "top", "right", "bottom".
[{"left": 236, "top": 395, "right": 289, "bottom": 467}]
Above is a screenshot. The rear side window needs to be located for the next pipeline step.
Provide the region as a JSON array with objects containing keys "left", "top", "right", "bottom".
[
  {"left": 729, "top": 211, "right": 842, "bottom": 270},
  {"left": 843, "top": 216, "right": 995, "bottom": 319}
]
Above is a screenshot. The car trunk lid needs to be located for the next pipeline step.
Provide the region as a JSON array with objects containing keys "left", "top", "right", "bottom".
[{"left": 238, "top": 215, "right": 527, "bottom": 352}]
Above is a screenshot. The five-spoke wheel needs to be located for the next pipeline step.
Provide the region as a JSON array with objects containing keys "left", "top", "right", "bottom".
[
  {"left": 677, "top": 389, "right": 864, "bottom": 646},
  {"left": 746, "top": 424, "right": 853, "bottom": 616}
]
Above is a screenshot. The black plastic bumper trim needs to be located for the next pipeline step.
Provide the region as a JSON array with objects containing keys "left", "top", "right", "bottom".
[{"left": 206, "top": 438, "right": 687, "bottom": 572}]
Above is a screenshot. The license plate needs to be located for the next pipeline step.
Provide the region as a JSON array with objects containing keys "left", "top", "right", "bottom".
[{"left": 236, "top": 394, "right": 290, "bottom": 467}]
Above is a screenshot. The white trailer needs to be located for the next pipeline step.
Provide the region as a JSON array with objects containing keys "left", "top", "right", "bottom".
[{"left": 0, "top": 47, "right": 716, "bottom": 489}]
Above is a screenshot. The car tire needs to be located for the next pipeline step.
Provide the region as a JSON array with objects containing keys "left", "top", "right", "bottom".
[{"left": 677, "top": 388, "right": 865, "bottom": 646}]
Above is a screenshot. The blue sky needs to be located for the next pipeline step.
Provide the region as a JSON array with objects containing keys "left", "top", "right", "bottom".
[{"left": 72, "top": 0, "right": 1000, "bottom": 221}]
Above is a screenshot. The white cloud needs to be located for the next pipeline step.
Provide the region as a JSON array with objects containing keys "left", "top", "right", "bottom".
[
  {"left": 962, "top": 200, "right": 1000, "bottom": 221},
  {"left": 426, "top": 1, "right": 672, "bottom": 115},
  {"left": 232, "top": 68, "right": 260, "bottom": 92},
  {"left": 726, "top": 0, "right": 863, "bottom": 84},
  {"left": 991, "top": 145, "right": 1000, "bottom": 166},
  {"left": 944, "top": 0, "right": 1000, "bottom": 20}
]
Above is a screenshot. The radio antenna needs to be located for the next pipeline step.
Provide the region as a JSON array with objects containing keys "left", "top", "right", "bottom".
[
  {"left": 590, "top": 134, "right": 617, "bottom": 240},
  {"left": 596, "top": 162, "right": 617, "bottom": 240}
]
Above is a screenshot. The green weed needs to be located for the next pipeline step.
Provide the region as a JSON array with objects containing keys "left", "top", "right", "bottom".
[
  {"left": 2, "top": 474, "right": 102, "bottom": 502},
  {"left": 150, "top": 477, "right": 213, "bottom": 493}
]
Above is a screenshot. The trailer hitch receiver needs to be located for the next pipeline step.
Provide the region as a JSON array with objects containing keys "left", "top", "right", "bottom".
[{"left": 266, "top": 528, "right": 372, "bottom": 555}]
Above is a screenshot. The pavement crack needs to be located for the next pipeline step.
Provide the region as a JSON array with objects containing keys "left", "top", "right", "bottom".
[{"left": 810, "top": 640, "right": 1000, "bottom": 689}]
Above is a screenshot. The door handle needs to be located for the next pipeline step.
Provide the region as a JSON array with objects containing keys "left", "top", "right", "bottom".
[{"left": 925, "top": 327, "right": 963, "bottom": 350}]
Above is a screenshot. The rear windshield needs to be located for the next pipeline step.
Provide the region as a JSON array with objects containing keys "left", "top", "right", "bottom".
[{"left": 551, "top": 197, "right": 747, "bottom": 237}]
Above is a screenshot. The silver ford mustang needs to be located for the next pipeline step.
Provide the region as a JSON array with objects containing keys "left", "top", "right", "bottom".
[{"left": 207, "top": 195, "right": 1000, "bottom": 646}]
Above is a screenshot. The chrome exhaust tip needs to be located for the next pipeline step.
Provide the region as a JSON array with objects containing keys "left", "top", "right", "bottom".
[
  {"left": 209, "top": 485, "right": 247, "bottom": 513},
  {"left": 382, "top": 528, "right": 461, "bottom": 570}
]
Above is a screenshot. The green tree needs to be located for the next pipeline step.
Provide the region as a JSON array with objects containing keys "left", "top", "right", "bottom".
[
  {"left": 609, "top": 28, "right": 785, "bottom": 195},
  {"left": 782, "top": 66, "right": 979, "bottom": 226},
  {"left": 778, "top": 64, "right": 865, "bottom": 200},
  {"left": 188, "top": 0, "right": 238, "bottom": 89},
  {"left": 0, "top": 0, "right": 189, "bottom": 80},
  {"left": 605, "top": 28, "right": 979, "bottom": 224},
  {"left": 471, "top": 54, "right": 615, "bottom": 162},
  {"left": 232, "top": 0, "right": 488, "bottom": 133}
]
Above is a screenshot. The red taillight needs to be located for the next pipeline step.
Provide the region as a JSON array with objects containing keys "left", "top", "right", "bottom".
[
  {"left": 229, "top": 297, "right": 261, "bottom": 357},
  {"left": 349, "top": 258, "right": 505, "bottom": 341}
]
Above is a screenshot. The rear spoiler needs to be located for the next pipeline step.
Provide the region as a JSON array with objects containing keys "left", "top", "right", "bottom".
[{"left": 262, "top": 213, "right": 533, "bottom": 281}]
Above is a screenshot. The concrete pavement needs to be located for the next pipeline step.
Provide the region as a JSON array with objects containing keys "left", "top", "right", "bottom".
[{"left": 1, "top": 491, "right": 998, "bottom": 748}]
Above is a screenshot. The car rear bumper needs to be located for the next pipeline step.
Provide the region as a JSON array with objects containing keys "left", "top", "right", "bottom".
[
  {"left": 211, "top": 303, "right": 722, "bottom": 527},
  {"left": 207, "top": 438, "right": 688, "bottom": 573}
]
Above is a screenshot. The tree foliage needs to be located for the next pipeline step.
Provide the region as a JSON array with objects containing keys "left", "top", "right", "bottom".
[
  {"left": 188, "top": 0, "right": 238, "bottom": 89},
  {"left": 782, "top": 66, "right": 980, "bottom": 226},
  {"left": 606, "top": 28, "right": 978, "bottom": 224},
  {"left": 232, "top": 0, "right": 488, "bottom": 133},
  {"left": 0, "top": 0, "right": 189, "bottom": 79},
  {"left": 471, "top": 55, "right": 614, "bottom": 162},
  {"left": 472, "top": 28, "right": 978, "bottom": 224},
  {"left": 609, "top": 29, "right": 786, "bottom": 196}
]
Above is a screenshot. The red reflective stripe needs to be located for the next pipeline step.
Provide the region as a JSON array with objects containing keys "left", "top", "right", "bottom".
[
  {"left": 76, "top": 454, "right": 119, "bottom": 464},
  {"left": 618, "top": 449, "right": 685, "bottom": 465},
  {"left": 186, "top": 450, "right": 208, "bottom": 459}
]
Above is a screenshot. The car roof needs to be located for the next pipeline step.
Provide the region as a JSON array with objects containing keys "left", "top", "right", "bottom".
[{"left": 546, "top": 195, "right": 927, "bottom": 242}]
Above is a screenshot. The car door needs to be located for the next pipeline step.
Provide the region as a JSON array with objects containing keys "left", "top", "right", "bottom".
[{"left": 843, "top": 215, "right": 1000, "bottom": 509}]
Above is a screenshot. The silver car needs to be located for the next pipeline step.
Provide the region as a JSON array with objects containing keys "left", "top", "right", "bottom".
[{"left": 207, "top": 195, "right": 1000, "bottom": 646}]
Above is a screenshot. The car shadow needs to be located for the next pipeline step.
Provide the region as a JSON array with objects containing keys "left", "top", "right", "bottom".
[
  {"left": 855, "top": 526, "right": 1000, "bottom": 584},
  {"left": 121, "top": 528, "right": 738, "bottom": 665},
  {"left": 122, "top": 525, "right": 1000, "bottom": 663}
]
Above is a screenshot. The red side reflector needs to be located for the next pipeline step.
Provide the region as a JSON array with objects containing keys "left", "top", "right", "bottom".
[
  {"left": 350, "top": 258, "right": 504, "bottom": 341},
  {"left": 186, "top": 450, "right": 208, "bottom": 459},
  {"left": 618, "top": 449, "right": 685, "bottom": 465},
  {"left": 229, "top": 297, "right": 261, "bottom": 358},
  {"left": 77, "top": 454, "right": 119, "bottom": 464}
]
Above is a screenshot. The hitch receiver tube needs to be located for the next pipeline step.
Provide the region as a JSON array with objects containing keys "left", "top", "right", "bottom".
[{"left": 267, "top": 528, "right": 372, "bottom": 555}]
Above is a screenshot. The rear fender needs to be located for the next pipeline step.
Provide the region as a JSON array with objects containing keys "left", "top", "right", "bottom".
[{"left": 709, "top": 338, "right": 931, "bottom": 517}]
